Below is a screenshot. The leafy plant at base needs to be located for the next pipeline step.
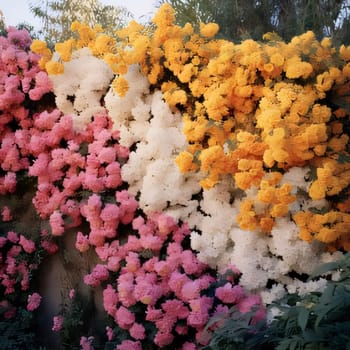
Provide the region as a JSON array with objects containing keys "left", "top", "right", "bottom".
[
  {"left": 0, "top": 307, "right": 46, "bottom": 350},
  {"left": 204, "top": 252, "right": 350, "bottom": 350}
]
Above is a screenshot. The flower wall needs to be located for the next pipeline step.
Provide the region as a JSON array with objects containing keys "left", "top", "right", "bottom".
[{"left": 1, "top": 3, "right": 350, "bottom": 349}]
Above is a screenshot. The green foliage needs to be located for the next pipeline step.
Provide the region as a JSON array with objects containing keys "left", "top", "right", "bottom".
[
  {"left": 29, "top": 0, "right": 132, "bottom": 46},
  {"left": 157, "top": 0, "right": 350, "bottom": 45},
  {"left": 204, "top": 253, "right": 350, "bottom": 350},
  {"left": 0, "top": 307, "right": 45, "bottom": 350}
]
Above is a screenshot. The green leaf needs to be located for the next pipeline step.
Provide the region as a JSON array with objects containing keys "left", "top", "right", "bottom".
[
  {"left": 308, "top": 261, "right": 340, "bottom": 279},
  {"left": 297, "top": 307, "right": 309, "bottom": 332}
]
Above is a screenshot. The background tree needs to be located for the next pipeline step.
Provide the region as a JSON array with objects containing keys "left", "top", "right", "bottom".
[
  {"left": 30, "top": 0, "right": 132, "bottom": 46},
  {"left": 157, "top": 0, "right": 350, "bottom": 45}
]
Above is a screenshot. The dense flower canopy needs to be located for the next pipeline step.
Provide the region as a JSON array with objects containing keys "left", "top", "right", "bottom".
[{"left": 1, "top": 4, "right": 350, "bottom": 349}]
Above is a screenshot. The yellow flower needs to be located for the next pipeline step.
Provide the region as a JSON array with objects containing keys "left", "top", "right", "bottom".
[
  {"left": 175, "top": 151, "right": 198, "bottom": 173},
  {"left": 111, "top": 76, "right": 129, "bottom": 97},
  {"left": 45, "top": 61, "right": 64, "bottom": 75},
  {"left": 152, "top": 3, "right": 175, "bottom": 27},
  {"left": 284, "top": 56, "right": 313, "bottom": 79},
  {"left": 30, "top": 39, "right": 48, "bottom": 53},
  {"left": 55, "top": 38, "right": 75, "bottom": 62},
  {"left": 270, "top": 53, "right": 284, "bottom": 67},
  {"left": 199, "top": 22, "right": 219, "bottom": 38}
]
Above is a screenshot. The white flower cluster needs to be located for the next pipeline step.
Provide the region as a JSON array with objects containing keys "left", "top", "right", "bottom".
[
  {"left": 50, "top": 52, "right": 341, "bottom": 302},
  {"left": 50, "top": 48, "right": 114, "bottom": 131}
]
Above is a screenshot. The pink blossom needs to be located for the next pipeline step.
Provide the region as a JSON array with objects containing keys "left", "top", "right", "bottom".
[
  {"left": 175, "top": 324, "right": 188, "bottom": 335},
  {"left": 80, "top": 336, "right": 94, "bottom": 350},
  {"left": 27, "top": 292, "right": 42, "bottom": 311},
  {"left": 133, "top": 274, "right": 162, "bottom": 306},
  {"left": 92, "top": 264, "right": 109, "bottom": 281},
  {"left": 41, "top": 239, "right": 59, "bottom": 254},
  {"left": 115, "top": 306, "right": 135, "bottom": 329},
  {"left": 1, "top": 206, "right": 12, "bottom": 221},
  {"left": 155, "top": 314, "right": 177, "bottom": 334},
  {"left": 182, "top": 342, "right": 197, "bottom": 350},
  {"left": 181, "top": 250, "right": 206, "bottom": 275},
  {"left": 154, "top": 260, "right": 174, "bottom": 277},
  {"left": 154, "top": 331, "right": 174, "bottom": 348},
  {"left": 19, "top": 235, "right": 36, "bottom": 254},
  {"left": 69, "top": 289, "right": 75, "bottom": 299},
  {"left": 98, "top": 147, "right": 116, "bottom": 164},
  {"left": 116, "top": 190, "right": 138, "bottom": 225},
  {"left": 153, "top": 212, "right": 176, "bottom": 236},
  {"left": 215, "top": 283, "right": 245, "bottom": 304},
  {"left": 129, "top": 322, "right": 146, "bottom": 340},
  {"left": 116, "top": 340, "right": 141, "bottom": 350},
  {"left": 117, "top": 272, "right": 136, "bottom": 307},
  {"left": 7, "top": 231, "right": 19, "bottom": 243},
  {"left": 181, "top": 280, "right": 201, "bottom": 301},
  {"left": 3, "top": 172, "right": 16, "bottom": 193},
  {"left": 107, "top": 255, "right": 121, "bottom": 272},
  {"left": 237, "top": 294, "right": 262, "bottom": 313},
  {"left": 168, "top": 271, "right": 191, "bottom": 298},
  {"left": 52, "top": 315, "right": 64, "bottom": 332},
  {"left": 161, "top": 299, "right": 189, "bottom": 319},
  {"left": 125, "top": 252, "right": 140, "bottom": 273},
  {"left": 145, "top": 306, "right": 163, "bottom": 322},
  {"left": 187, "top": 296, "right": 213, "bottom": 328},
  {"left": 0, "top": 236, "right": 7, "bottom": 248},
  {"left": 103, "top": 284, "right": 118, "bottom": 316},
  {"left": 106, "top": 326, "right": 114, "bottom": 341},
  {"left": 139, "top": 234, "right": 163, "bottom": 251},
  {"left": 75, "top": 232, "right": 90, "bottom": 253},
  {"left": 49, "top": 211, "right": 65, "bottom": 236},
  {"left": 8, "top": 245, "right": 22, "bottom": 257}
]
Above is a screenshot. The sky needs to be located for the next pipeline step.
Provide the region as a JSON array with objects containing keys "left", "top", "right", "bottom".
[{"left": 1, "top": 0, "right": 158, "bottom": 29}]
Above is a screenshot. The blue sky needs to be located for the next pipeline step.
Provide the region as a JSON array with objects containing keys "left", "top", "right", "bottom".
[{"left": 1, "top": 0, "right": 158, "bottom": 29}]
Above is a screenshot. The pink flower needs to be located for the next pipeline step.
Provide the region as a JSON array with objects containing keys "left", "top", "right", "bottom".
[
  {"left": 187, "top": 296, "right": 213, "bottom": 328},
  {"left": 106, "top": 326, "right": 114, "bottom": 341},
  {"left": 92, "top": 264, "right": 109, "bottom": 281},
  {"left": 52, "top": 315, "right": 64, "bottom": 332},
  {"left": 125, "top": 252, "right": 140, "bottom": 273},
  {"left": 161, "top": 299, "right": 189, "bottom": 319},
  {"left": 168, "top": 271, "right": 190, "bottom": 297},
  {"left": 49, "top": 211, "right": 65, "bottom": 236},
  {"left": 129, "top": 322, "right": 146, "bottom": 340},
  {"left": 41, "top": 239, "right": 59, "bottom": 254},
  {"left": 115, "top": 306, "right": 135, "bottom": 329},
  {"left": 181, "top": 280, "right": 201, "bottom": 301},
  {"left": 19, "top": 235, "right": 36, "bottom": 254},
  {"left": 182, "top": 342, "right": 197, "bottom": 350},
  {"left": 107, "top": 255, "right": 121, "bottom": 272},
  {"left": 75, "top": 231, "right": 90, "bottom": 252},
  {"left": 80, "top": 336, "right": 94, "bottom": 350},
  {"left": 145, "top": 306, "right": 163, "bottom": 322},
  {"left": 69, "top": 289, "right": 75, "bottom": 299},
  {"left": 98, "top": 147, "right": 116, "bottom": 164},
  {"left": 117, "top": 340, "right": 141, "bottom": 350},
  {"left": 103, "top": 284, "right": 118, "bottom": 316},
  {"left": 154, "top": 331, "right": 174, "bottom": 348},
  {"left": 215, "top": 283, "right": 244, "bottom": 304},
  {"left": 1, "top": 206, "right": 12, "bottom": 221},
  {"left": 175, "top": 324, "right": 188, "bottom": 335},
  {"left": 0, "top": 236, "right": 7, "bottom": 248},
  {"left": 7, "top": 231, "right": 19, "bottom": 243},
  {"left": 181, "top": 250, "right": 206, "bottom": 275},
  {"left": 237, "top": 294, "right": 262, "bottom": 313},
  {"left": 27, "top": 292, "right": 42, "bottom": 311}
]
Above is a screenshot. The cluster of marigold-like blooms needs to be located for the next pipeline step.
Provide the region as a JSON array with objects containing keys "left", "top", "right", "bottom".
[{"left": 30, "top": 4, "right": 350, "bottom": 249}]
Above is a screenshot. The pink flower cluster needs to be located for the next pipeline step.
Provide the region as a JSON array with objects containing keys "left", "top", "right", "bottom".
[
  {"left": 27, "top": 111, "right": 129, "bottom": 239},
  {"left": 0, "top": 27, "right": 52, "bottom": 195},
  {"left": 93, "top": 212, "right": 266, "bottom": 348},
  {"left": 0, "top": 230, "right": 38, "bottom": 295}
]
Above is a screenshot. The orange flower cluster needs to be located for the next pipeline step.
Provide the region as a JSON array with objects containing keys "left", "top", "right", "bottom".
[
  {"left": 31, "top": 4, "right": 350, "bottom": 249},
  {"left": 237, "top": 172, "right": 296, "bottom": 233}
]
